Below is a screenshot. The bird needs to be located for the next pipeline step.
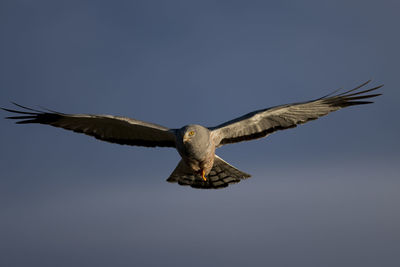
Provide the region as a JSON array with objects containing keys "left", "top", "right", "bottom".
[{"left": 2, "top": 80, "right": 382, "bottom": 189}]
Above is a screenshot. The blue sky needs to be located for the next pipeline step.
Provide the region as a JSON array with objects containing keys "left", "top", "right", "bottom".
[{"left": 1, "top": 1, "right": 399, "bottom": 266}]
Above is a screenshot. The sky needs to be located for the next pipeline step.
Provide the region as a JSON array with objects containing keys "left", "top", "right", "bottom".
[{"left": 0, "top": 0, "right": 399, "bottom": 266}]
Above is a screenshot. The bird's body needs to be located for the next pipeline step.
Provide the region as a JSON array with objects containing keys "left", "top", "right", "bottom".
[
  {"left": 2, "top": 81, "right": 382, "bottom": 189},
  {"left": 176, "top": 125, "right": 216, "bottom": 176}
]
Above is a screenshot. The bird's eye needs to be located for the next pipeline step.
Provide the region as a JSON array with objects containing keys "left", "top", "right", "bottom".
[{"left": 188, "top": 131, "right": 195, "bottom": 136}]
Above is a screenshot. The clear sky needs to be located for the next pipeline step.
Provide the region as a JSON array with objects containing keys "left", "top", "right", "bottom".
[{"left": 1, "top": 1, "right": 399, "bottom": 266}]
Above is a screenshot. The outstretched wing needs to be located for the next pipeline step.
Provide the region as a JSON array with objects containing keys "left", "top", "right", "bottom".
[
  {"left": 210, "top": 80, "right": 382, "bottom": 147},
  {"left": 2, "top": 103, "right": 176, "bottom": 147}
]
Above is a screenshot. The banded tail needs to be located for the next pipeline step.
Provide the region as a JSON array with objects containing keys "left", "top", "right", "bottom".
[{"left": 167, "top": 155, "right": 251, "bottom": 189}]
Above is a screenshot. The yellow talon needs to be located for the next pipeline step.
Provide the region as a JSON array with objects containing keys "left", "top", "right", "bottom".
[{"left": 201, "top": 170, "right": 207, "bottom": 181}]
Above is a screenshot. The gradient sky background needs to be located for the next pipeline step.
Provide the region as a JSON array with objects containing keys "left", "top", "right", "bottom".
[{"left": 1, "top": 1, "right": 399, "bottom": 266}]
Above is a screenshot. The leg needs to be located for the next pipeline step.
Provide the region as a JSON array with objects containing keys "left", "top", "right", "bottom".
[{"left": 201, "top": 169, "right": 207, "bottom": 181}]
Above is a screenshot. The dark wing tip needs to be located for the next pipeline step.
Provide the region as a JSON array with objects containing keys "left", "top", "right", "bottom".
[
  {"left": 322, "top": 81, "right": 383, "bottom": 107},
  {"left": 1, "top": 102, "right": 61, "bottom": 124}
]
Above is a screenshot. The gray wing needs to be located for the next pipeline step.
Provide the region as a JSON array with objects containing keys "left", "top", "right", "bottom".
[
  {"left": 2, "top": 103, "right": 176, "bottom": 147},
  {"left": 210, "top": 80, "right": 382, "bottom": 147}
]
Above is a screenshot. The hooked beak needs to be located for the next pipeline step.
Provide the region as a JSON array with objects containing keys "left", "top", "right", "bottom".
[{"left": 183, "top": 136, "right": 189, "bottom": 143}]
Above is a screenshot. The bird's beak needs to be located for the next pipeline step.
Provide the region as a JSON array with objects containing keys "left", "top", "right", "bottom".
[{"left": 183, "top": 136, "right": 189, "bottom": 143}]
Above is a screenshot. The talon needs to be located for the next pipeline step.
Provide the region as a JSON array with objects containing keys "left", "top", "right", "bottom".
[{"left": 201, "top": 170, "right": 207, "bottom": 181}]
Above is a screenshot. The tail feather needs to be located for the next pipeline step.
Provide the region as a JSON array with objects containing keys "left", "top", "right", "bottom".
[{"left": 167, "top": 155, "right": 251, "bottom": 189}]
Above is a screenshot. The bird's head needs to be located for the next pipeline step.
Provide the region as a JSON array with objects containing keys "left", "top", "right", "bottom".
[
  {"left": 180, "top": 125, "right": 206, "bottom": 143},
  {"left": 177, "top": 125, "right": 212, "bottom": 156}
]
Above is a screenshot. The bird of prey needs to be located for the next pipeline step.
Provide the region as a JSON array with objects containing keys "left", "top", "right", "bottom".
[{"left": 2, "top": 80, "right": 382, "bottom": 189}]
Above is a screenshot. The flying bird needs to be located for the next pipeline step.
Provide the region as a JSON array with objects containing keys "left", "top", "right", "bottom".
[{"left": 2, "top": 81, "right": 382, "bottom": 189}]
